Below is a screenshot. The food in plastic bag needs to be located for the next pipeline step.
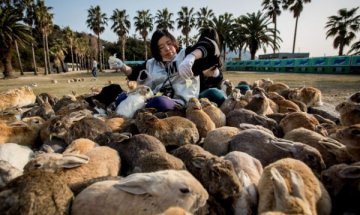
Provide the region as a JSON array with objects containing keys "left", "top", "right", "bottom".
[{"left": 108, "top": 55, "right": 124, "bottom": 69}]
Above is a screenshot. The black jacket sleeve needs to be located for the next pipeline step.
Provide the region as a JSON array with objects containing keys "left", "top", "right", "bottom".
[
  {"left": 127, "top": 61, "right": 147, "bottom": 81},
  {"left": 185, "top": 37, "right": 222, "bottom": 77}
]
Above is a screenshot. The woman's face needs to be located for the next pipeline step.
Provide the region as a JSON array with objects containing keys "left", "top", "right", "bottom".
[{"left": 158, "top": 36, "right": 177, "bottom": 61}]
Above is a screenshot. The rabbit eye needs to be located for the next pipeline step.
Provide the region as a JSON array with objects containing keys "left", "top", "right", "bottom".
[
  {"left": 351, "top": 129, "right": 360, "bottom": 135},
  {"left": 180, "top": 188, "right": 190, "bottom": 194},
  {"left": 307, "top": 154, "right": 316, "bottom": 162},
  {"left": 34, "top": 163, "right": 42, "bottom": 168}
]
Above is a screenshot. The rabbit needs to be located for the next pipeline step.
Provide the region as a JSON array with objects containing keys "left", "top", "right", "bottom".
[
  {"left": 0, "top": 170, "right": 73, "bottom": 215},
  {"left": 186, "top": 97, "right": 215, "bottom": 138},
  {"left": 42, "top": 110, "right": 112, "bottom": 145},
  {"left": 199, "top": 97, "right": 226, "bottom": 128},
  {"left": 287, "top": 86, "right": 323, "bottom": 107},
  {"left": 335, "top": 101, "right": 360, "bottom": 126},
  {"left": 135, "top": 111, "right": 199, "bottom": 147},
  {"left": 115, "top": 85, "right": 154, "bottom": 119},
  {"left": 258, "top": 158, "right": 331, "bottom": 215}
]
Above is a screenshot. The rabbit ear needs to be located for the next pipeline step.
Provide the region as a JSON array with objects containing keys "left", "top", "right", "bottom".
[
  {"left": 271, "top": 167, "right": 289, "bottom": 200},
  {"left": 68, "top": 111, "right": 87, "bottom": 123},
  {"left": 339, "top": 165, "right": 360, "bottom": 179},
  {"left": 289, "top": 170, "right": 306, "bottom": 200},
  {"left": 58, "top": 154, "right": 89, "bottom": 169},
  {"left": 319, "top": 138, "right": 344, "bottom": 151},
  {"left": 42, "top": 144, "right": 54, "bottom": 153},
  {"left": 192, "top": 156, "right": 207, "bottom": 169},
  {"left": 269, "top": 139, "right": 295, "bottom": 153},
  {"left": 37, "top": 96, "right": 44, "bottom": 104},
  {"left": 113, "top": 173, "right": 155, "bottom": 195}
]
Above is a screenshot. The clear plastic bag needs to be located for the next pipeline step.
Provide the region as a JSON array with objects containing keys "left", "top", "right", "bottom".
[{"left": 108, "top": 55, "right": 124, "bottom": 69}]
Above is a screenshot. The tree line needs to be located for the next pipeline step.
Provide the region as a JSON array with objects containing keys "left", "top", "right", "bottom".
[{"left": 1, "top": 0, "right": 359, "bottom": 78}]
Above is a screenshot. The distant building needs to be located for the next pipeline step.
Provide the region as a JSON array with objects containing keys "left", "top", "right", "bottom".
[{"left": 259, "top": 52, "right": 310, "bottom": 59}]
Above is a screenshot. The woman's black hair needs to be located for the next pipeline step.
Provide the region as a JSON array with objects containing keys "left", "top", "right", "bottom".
[{"left": 150, "top": 29, "right": 179, "bottom": 62}]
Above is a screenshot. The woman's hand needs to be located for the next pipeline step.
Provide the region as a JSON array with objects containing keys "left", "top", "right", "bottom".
[
  {"left": 203, "top": 65, "right": 220, "bottom": 77},
  {"left": 178, "top": 53, "right": 196, "bottom": 79},
  {"left": 108, "top": 56, "right": 124, "bottom": 69}
]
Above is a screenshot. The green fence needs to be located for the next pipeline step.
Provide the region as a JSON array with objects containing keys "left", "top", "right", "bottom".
[{"left": 226, "top": 55, "right": 360, "bottom": 74}]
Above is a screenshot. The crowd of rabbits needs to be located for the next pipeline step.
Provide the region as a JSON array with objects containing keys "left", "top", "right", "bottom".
[{"left": 0, "top": 78, "right": 359, "bottom": 215}]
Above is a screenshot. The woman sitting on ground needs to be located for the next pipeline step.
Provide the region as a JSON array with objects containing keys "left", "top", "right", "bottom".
[{"left": 109, "top": 28, "right": 225, "bottom": 111}]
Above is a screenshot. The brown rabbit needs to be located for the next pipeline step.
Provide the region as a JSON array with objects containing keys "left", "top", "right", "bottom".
[
  {"left": 135, "top": 111, "right": 199, "bottom": 147},
  {"left": 199, "top": 97, "right": 226, "bottom": 128},
  {"left": 43, "top": 110, "right": 111, "bottom": 145},
  {"left": 334, "top": 124, "right": 360, "bottom": 161},
  {"left": 287, "top": 87, "right": 323, "bottom": 107},
  {"left": 279, "top": 112, "right": 327, "bottom": 136},
  {"left": 335, "top": 101, "right": 360, "bottom": 126},
  {"left": 264, "top": 82, "right": 290, "bottom": 94},
  {"left": 0, "top": 171, "right": 73, "bottom": 215},
  {"left": 220, "top": 88, "right": 248, "bottom": 115},
  {"left": 267, "top": 92, "right": 301, "bottom": 113},
  {"left": 245, "top": 87, "right": 274, "bottom": 116},
  {"left": 186, "top": 97, "right": 215, "bottom": 139},
  {"left": 258, "top": 158, "right": 331, "bottom": 215},
  {"left": 349, "top": 92, "right": 360, "bottom": 103}
]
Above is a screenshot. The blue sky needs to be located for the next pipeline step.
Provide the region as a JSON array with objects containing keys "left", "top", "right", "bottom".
[{"left": 46, "top": 0, "right": 359, "bottom": 57}]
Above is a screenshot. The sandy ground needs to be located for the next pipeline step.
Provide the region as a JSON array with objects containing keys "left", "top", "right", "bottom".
[{"left": 1, "top": 70, "right": 359, "bottom": 114}]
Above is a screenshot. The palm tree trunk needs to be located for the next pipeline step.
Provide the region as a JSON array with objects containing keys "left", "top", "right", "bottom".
[
  {"left": 31, "top": 43, "right": 38, "bottom": 75},
  {"left": 144, "top": 38, "right": 148, "bottom": 60},
  {"left": 222, "top": 45, "right": 226, "bottom": 64},
  {"left": 42, "top": 34, "right": 48, "bottom": 75},
  {"left": 238, "top": 48, "right": 242, "bottom": 60},
  {"left": 15, "top": 41, "right": 24, "bottom": 76},
  {"left": 45, "top": 33, "right": 51, "bottom": 74},
  {"left": 71, "top": 46, "right": 74, "bottom": 71},
  {"left": 76, "top": 54, "right": 80, "bottom": 70},
  {"left": 87, "top": 56, "right": 90, "bottom": 73},
  {"left": 97, "top": 34, "right": 102, "bottom": 72},
  {"left": 2, "top": 49, "right": 15, "bottom": 78},
  {"left": 274, "top": 18, "right": 277, "bottom": 54},
  {"left": 60, "top": 59, "right": 66, "bottom": 72},
  {"left": 121, "top": 37, "right": 126, "bottom": 61},
  {"left": 292, "top": 16, "right": 299, "bottom": 54},
  {"left": 339, "top": 43, "right": 344, "bottom": 56}
]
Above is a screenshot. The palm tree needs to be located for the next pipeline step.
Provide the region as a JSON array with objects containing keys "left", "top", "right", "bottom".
[
  {"left": 50, "top": 39, "right": 67, "bottom": 73},
  {"left": 177, "top": 6, "right": 195, "bottom": 46},
  {"left": 134, "top": 10, "right": 153, "bottom": 60},
  {"left": 86, "top": 5, "right": 108, "bottom": 72},
  {"left": 22, "top": 0, "right": 38, "bottom": 75},
  {"left": 232, "top": 17, "right": 248, "bottom": 60},
  {"left": 196, "top": 7, "right": 215, "bottom": 29},
  {"left": 76, "top": 35, "right": 90, "bottom": 70},
  {"left": 155, "top": 8, "right": 175, "bottom": 31},
  {"left": 239, "top": 11, "right": 280, "bottom": 60},
  {"left": 211, "top": 13, "right": 235, "bottom": 62},
  {"left": 282, "top": 0, "right": 311, "bottom": 53},
  {"left": 63, "top": 26, "right": 76, "bottom": 71},
  {"left": 262, "top": 0, "right": 282, "bottom": 53},
  {"left": 348, "top": 40, "right": 360, "bottom": 55},
  {"left": 34, "top": 0, "right": 53, "bottom": 75},
  {"left": 325, "top": 7, "right": 360, "bottom": 56},
  {"left": 111, "top": 9, "right": 131, "bottom": 61},
  {"left": 0, "top": 6, "right": 33, "bottom": 78}
]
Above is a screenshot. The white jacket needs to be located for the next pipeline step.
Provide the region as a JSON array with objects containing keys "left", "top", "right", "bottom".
[{"left": 136, "top": 49, "right": 200, "bottom": 106}]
